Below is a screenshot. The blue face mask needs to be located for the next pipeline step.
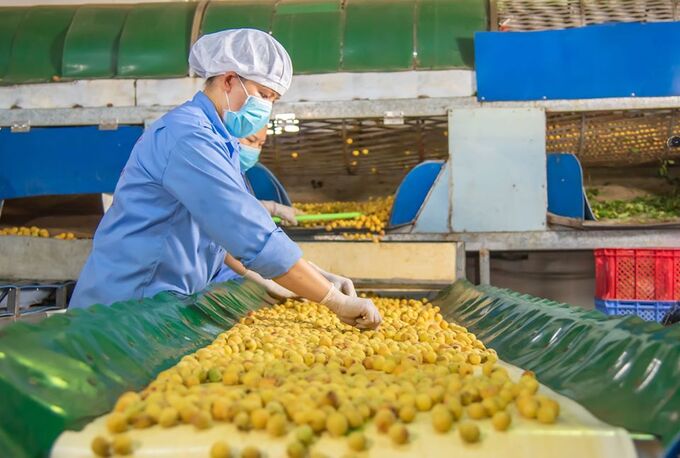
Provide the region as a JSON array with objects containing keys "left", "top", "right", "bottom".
[
  {"left": 224, "top": 77, "right": 273, "bottom": 138},
  {"left": 239, "top": 144, "right": 261, "bottom": 172}
]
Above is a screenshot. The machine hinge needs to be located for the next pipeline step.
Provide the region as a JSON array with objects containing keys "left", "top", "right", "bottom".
[
  {"left": 10, "top": 121, "right": 30, "bottom": 133},
  {"left": 99, "top": 119, "right": 119, "bottom": 131},
  {"left": 383, "top": 111, "right": 404, "bottom": 126}
]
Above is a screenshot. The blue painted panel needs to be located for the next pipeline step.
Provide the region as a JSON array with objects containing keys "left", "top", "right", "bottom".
[
  {"left": 475, "top": 22, "right": 680, "bottom": 101},
  {"left": 389, "top": 160, "right": 443, "bottom": 227},
  {"left": 245, "top": 163, "right": 292, "bottom": 206},
  {"left": 547, "top": 153, "right": 584, "bottom": 219},
  {"left": 0, "top": 126, "right": 141, "bottom": 199},
  {"left": 413, "top": 162, "right": 450, "bottom": 233}
]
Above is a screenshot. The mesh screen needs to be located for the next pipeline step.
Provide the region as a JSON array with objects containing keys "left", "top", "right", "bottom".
[
  {"left": 495, "top": 0, "right": 679, "bottom": 31},
  {"left": 258, "top": 110, "right": 680, "bottom": 181}
]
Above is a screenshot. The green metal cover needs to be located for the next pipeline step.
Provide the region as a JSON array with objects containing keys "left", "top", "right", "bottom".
[
  {"left": 201, "top": 1, "right": 275, "bottom": 35},
  {"left": 343, "top": 0, "right": 415, "bottom": 71},
  {"left": 416, "top": 0, "right": 486, "bottom": 68},
  {"left": 2, "top": 6, "right": 77, "bottom": 84},
  {"left": 0, "top": 8, "right": 27, "bottom": 80},
  {"left": 117, "top": 2, "right": 196, "bottom": 78},
  {"left": 62, "top": 6, "right": 130, "bottom": 79},
  {"left": 272, "top": 0, "right": 342, "bottom": 74}
]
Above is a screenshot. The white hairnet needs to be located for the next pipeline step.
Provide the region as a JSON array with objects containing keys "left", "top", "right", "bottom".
[{"left": 189, "top": 29, "right": 293, "bottom": 96}]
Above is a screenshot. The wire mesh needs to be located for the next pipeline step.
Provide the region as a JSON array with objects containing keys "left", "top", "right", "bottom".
[
  {"left": 547, "top": 109, "right": 680, "bottom": 166},
  {"left": 258, "top": 110, "right": 680, "bottom": 181},
  {"left": 260, "top": 117, "right": 449, "bottom": 178},
  {"left": 495, "top": 0, "right": 679, "bottom": 31}
]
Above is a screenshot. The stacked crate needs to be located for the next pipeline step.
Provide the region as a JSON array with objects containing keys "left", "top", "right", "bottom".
[{"left": 595, "top": 249, "right": 680, "bottom": 322}]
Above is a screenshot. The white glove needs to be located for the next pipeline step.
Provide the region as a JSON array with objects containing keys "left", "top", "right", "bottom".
[
  {"left": 309, "top": 262, "right": 356, "bottom": 297},
  {"left": 320, "top": 286, "right": 382, "bottom": 330},
  {"left": 243, "top": 270, "right": 297, "bottom": 303},
  {"left": 261, "top": 200, "right": 303, "bottom": 226}
]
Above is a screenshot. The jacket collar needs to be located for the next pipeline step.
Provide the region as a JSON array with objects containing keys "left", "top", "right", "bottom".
[{"left": 192, "top": 91, "right": 233, "bottom": 141}]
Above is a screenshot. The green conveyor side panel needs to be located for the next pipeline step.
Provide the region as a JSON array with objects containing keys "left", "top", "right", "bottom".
[
  {"left": 117, "top": 2, "right": 196, "bottom": 78},
  {"left": 416, "top": 0, "right": 486, "bottom": 69},
  {"left": 2, "top": 6, "right": 77, "bottom": 84},
  {"left": 272, "top": 0, "right": 342, "bottom": 74},
  {"left": 0, "top": 9, "right": 27, "bottom": 80},
  {"left": 435, "top": 280, "right": 680, "bottom": 446},
  {"left": 343, "top": 0, "right": 415, "bottom": 71},
  {"left": 62, "top": 6, "right": 130, "bottom": 79},
  {"left": 201, "top": 1, "right": 275, "bottom": 35}
]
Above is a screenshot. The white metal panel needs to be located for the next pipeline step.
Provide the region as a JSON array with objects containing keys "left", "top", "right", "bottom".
[
  {"left": 449, "top": 108, "right": 547, "bottom": 232},
  {"left": 0, "top": 80, "right": 135, "bottom": 109},
  {"left": 413, "top": 164, "right": 451, "bottom": 233},
  {"left": 135, "top": 78, "right": 203, "bottom": 107},
  {"left": 282, "top": 70, "right": 475, "bottom": 103}
]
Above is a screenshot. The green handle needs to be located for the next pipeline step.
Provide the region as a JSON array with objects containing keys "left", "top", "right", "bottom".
[{"left": 272, "top": 212, "right": 362, "bottom": 224}]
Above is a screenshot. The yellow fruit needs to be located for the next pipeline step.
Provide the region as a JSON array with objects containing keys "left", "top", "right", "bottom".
[
  {"left": 431, "top": 406, "right": 453, "bottom": 433},
  {"left": 374, "top": 408, "right": 396, "bottom": 433},
  {"left": 326, "top": 412, "right": 349, "bottom": 437},
  {"left": 295, "top": 425, "right": 315, "bottom": 445},
  {"left": 91, "top": 436, "right": 110, "bottom": 457},
  {"left": 251, "top": 408, "right": 269, "bottom": 430},
  {"left": 415, "top": 393, "right": 433, "bottom": 411},
  {"left": 210, "top": 441, "right": 232, "bottom": 458},
  {"left": 106, "top": 412, "right": 128, "bottom": 434},
  {"left": 235, "top": 411, "right": 250, "bottom": 431},
  {"left": 398, "top": 405, "right": 417, "bottom": 423},
  {"left": 459, "top": 421, "right": 480, "bottom": 443},
  {"left": 192, "top": 411, "right": 212, "bottom": 430},
  {"left": 467, "top": 402, "right": 487, "bottom": 420},
  {"left": 492, "top": 411, "right": 512, "bottom": 431},
  {"left": 537, "top": 405, "right": 558, "bottom": 424},
  {"left": 111, "top": 434, "right": 133, "bottom": 455},
  {"left": 267, "top": 413, "right": 287, "bottom": 437},
  {"left": 241, "top": 446, "right": 261, "bottom": 458},
  {"left": 517, "top": 397, "right": 539, "bottom": 419},
  {"left": 388, "top": 423, "right": 409, "bottom": 445},
  {"left": 347, "top": 431, "right": 367, "bottom": 451},
  {"left": 287, "top": 440, "right": 306, "bottom": 458}
]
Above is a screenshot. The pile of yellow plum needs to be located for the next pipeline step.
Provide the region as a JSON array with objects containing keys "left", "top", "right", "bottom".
[
  {"left": 0, "top": 226, "right": 77, "bottom": 239},
  {"left": 294, "top": 196, "right": 393, "bottom": 241},
  {"left": 92, "top": 296, "right": 559, "bottom": 457}
]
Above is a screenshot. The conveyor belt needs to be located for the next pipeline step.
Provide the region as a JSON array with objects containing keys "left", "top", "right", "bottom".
[
  {"left": 52, "top": 361, "right": 635, "bottom": 458},
  {"left": 0, "top": 280, "right": 677, "bottom": 458}
]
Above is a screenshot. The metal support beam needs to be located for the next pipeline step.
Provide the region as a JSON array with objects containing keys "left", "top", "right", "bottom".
[
  {"left": 3, "top": 95, "right": 680, "bottom": 126},
  {"left": 479, "top": 249, "right": 491, "bottom": 285},
  {"left": 6, "top": 288, "right": 19, "bottom": 319},
  {"left": 311, "top": 229, "right": 680, "bottom": 251},
  {"left": 455, "top": 241, "right": 467, "bottom": 280}
]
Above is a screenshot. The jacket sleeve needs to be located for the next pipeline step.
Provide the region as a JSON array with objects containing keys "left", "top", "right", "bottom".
[{"left": 162, "top": 130, "right": 301, "bottom": 279}]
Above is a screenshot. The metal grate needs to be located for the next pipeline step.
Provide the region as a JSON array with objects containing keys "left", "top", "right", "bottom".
[
  {"left": 259, "top": 111, "right": 679, "bottom": 181},
  {"left": 547, "top": 109, "right": 680, "bottom": 166},
  {"left": 494, "top": 0, "right": 679, "bottom": 31},
  {"left": 260, "top": 117, "right": 449, "bottom": 178}
]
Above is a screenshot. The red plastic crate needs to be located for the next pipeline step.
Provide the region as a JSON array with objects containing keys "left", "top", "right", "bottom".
[{"left": 595, "top": 249, "right": 680, "bottom": 301}]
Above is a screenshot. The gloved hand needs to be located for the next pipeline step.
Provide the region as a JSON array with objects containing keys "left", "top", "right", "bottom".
[
  {"left": 309, "top": 262, "right": 356, "bottom": 297},
  {"left": 243, "top": 270, "right": 297, "bottom": 304},
  {"left": 261, "top": 200, "right": 303, "bottom": 226},
  {"left": 320, "top": 285, "right": 382, "bottom": 330}
]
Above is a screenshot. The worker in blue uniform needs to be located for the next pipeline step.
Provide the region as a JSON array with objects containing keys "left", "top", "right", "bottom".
[{"left": 70, "top": 29, "right": 381, "bottom": 330}]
